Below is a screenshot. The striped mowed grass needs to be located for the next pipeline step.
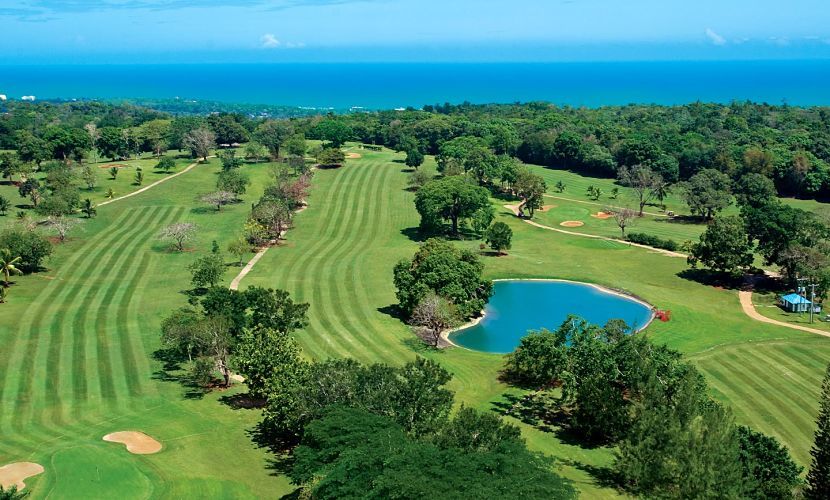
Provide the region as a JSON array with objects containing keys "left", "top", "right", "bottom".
[
  {"left": 0, "top": 158, "right": 290, "bottom": 498},
  {"left": 0, "top": 147, "right": 828, "bottom": 498}
]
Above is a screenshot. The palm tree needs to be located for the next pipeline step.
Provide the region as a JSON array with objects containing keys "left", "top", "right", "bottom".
[
  {"left": 0, "top": 195, "right": 9, "bottom": 215},
  {"left": 0, "top": 483, "right": 27, "bottom": 499},
  {"left": 0, "top": 248, "right": 23, "bottom": 287},
  {"left": 82, "top": 198, "right": 97, "bottom": 218}
]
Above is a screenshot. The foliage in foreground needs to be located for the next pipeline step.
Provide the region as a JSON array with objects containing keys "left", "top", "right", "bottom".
[
  {"left": 807, "top": 364, "right": 830, "bottom": 499},
  {"left": 503, "top": 316, "right": 804, "bottom": 498},
  {"left": 291, "top": 406, "right": 577, "bottom": 500}
]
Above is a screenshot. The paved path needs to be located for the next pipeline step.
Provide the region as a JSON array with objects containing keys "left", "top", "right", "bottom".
[
  {"left": 229, "top": 247, "right": 269, "bottom": 291},
  {"left": 504, "top": 204, "right": 687, "bottom": 259},
  {"left": 98, "top": 156, "right": 212, "bottom": 207},
  {"left": 738, "top": 290, "right": 830, "bottom": 338}
]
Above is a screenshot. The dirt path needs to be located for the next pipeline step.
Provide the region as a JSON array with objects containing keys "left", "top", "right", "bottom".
[
  {"left": 543, "top": 193, "right": 668, "bottom": 217},
  {"left": 98, "top": 156, "right": 213, "bottom": 207},
  {"left": 738, "top": 290, "right": 830, "bottom": 338},
  {"left": 504, "top": 204, "right": 687, "bottom": 259}
]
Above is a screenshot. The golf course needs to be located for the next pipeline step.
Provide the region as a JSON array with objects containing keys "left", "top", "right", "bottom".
[{"left": 2, "top": 141, "right": 826, "bottom": 497}]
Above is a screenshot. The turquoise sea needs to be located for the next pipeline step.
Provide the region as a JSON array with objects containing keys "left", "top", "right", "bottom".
[{"left": 0, "top": 60, "right": 829, "bottom": 109}]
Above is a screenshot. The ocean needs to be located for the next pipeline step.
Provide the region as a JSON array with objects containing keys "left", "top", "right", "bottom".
[{"left": 1, "top": 60, "right": 829, "bottom": 110}]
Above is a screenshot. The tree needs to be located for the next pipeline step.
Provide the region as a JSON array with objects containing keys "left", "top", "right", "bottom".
[
  {"left": 80, "top": 163, "right": 97, "bottom": 190},
  {"left": 414, "top": 176, "right": 491, "bottom": 235},
  {"left": 514, "top": 168, "right": 546, "bottom": 218},
  {"left": 316, "top": 147, "right": 346, "bottom": 167},
  {"left": 159, "top": 222, "right": 197, "bottom": 251},
  {"left": 735, "top": 172, "right": 777, "bottom": 209},
  {"left": 140, "top": 119, "right": 171, "bottom": 158},
  {"left": 255, "top": 120, "right": 294, "bottom": 158},
  {"left": 227, "top": 237, "right": 250, "bottom": 266},
  {"left": 109, "top": 166, "right": 119, "bottom": 180},
  {"left": 485, "top": 221, "right": 512, "bottom": 255},
  {"left": 217, "top": 169, "right": 250, "bottom": 198},
  {"left": 18, "top": 178, "right": 41, "bottom": 207},
  {"left": 45, "top": 216, "right": 79, "bottom": 242},
  {"left": 618, "top": 164, "right": 663, "bottom": 216},
  {"left": 0, "top": 228, "right": 53, "bottom": 272},
  {"left": 200, "top": 191, "right": 236, "bottom": 211},
  {"left": 252, "top": 200, "right": 293, "bottom": 241},
  {"left": 807, "top": 364, "right": 830, "bottom": 499},
  {"left": 410, "top": 292, "right": 460, "bottom": 346},
  {"left": 314, "top": 119, "right": 352, "bottom": 148},
  {"left": 243, "top": 141, "right": 268, "bottom": 163},
  {"left": 156, "top": 156, "right": 176, "bottom": 173},
  {"left": 737, "top": 425, "right": 803, "bottom": 499},
  {"left": 0, "top": 484, "right": 27, "bottom": 500},
  {"left": 688, "top": 215, "right": 754, "bottom": 276},
  {"left": 555, "top": 180, "right": 566, "bottom": 193},
  {"left": 15, "top": 131, "right": 50, "bottom": 166},
  {"left": 0, "top": 196, "right": 9, "bottom": 216},
  {"left": 682, "top": 168, "right": 733, "bottom": 220},
  {"left": 189, "top": 253, "right": 225, "bottom": 289},
  {"left": 183, "top": 127, "right": 215, "bottom": 161},
  {"left": 218, "top": 149, "right": 243, "bottom": 171},
  {"left": 234, "top": 326, "right": 305, "bottom": 400},
  {"left": 611, "top": 207, "right": 636, "bottom": 238},
  {"left": 285, "top": 134, "right": 307, "bottom": 158},
  {"left": 134, "top": 167, "right": 144, "bottom": 186},
  {"left": 407, "top": 169, "right": 431, "bottom": 191},
  {"left": 405, "top": 148, "right": 425, "bottom": 169},
  {"left": 0, "top": 248, "right": 23, "bottom": 286},
  {"left": 82, "top": 198, "right": 97, "bottom": 218},
  {"left": 196, "top": 315, "right": 234, "bottom": 387},
  {"left": 393, "top": 238, "right": 492, "bottom": 319},
  {"left": 616, "top": 373, "right": 744, "bottom": 498},
  {"left": 42, "top": 125, "right": 91, "bottom": 161}
]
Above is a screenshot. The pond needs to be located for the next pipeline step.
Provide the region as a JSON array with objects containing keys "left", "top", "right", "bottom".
[{"left": 448, "top": 280, "right": 654, "bottom": 354}]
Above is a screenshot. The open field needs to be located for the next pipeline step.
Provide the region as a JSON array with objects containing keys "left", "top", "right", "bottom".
[{"left": 1, "top": 146, "right": 829, "bottom": 497}]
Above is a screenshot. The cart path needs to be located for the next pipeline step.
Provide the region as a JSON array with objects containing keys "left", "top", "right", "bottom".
[
  {"left": 543, "top": 193, "right": 669, "bottom": 217},
  {"left": 98, "top": 156, "right": 213, "bottom": 207},
  {"left": 230, "top": 246, "right": 269, "bottom": 291},
  {"left": 738, "top": 290, "right": 830, "bottom": 338},
  {"left": 505, "top": 204, "right": 687, "bottom": 259}
]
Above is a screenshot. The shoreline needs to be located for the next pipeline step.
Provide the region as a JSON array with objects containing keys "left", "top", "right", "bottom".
[{"left": 441, "top": 278, "right": 657, "bottom": 352}]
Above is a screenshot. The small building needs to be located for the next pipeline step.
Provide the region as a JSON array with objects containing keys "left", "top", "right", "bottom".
[
  {"left": 0, "top": 95, "right": 6, "bottom": 101},
  {"left": 779, "top": 293, "right": 813, "bottom": 313}
]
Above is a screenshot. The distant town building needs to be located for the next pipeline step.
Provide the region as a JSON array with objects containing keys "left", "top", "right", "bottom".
[
  {"left": 0, "top": 95, "right": 6, "bottom": 101},
  {"left": 21, "top": 95, "right": 36, "bottom": 101}
]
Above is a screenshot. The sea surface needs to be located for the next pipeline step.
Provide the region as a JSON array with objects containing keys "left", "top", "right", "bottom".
[{"left": 1, "top": 60, "right": 829, "bottom": 110}]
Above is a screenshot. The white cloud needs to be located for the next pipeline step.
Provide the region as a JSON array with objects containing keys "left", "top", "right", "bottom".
[
  {"left": 260, "top": 33, "right": 281, "bottom": 48},
  {"left": 259, "top": 34, "right": 305, "bottom": 49},
  {"left": 705, "top": 28, "right": 726, "bottom": 46}
]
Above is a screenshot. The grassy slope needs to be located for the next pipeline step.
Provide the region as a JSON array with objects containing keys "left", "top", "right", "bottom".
[
  {"left": 243, "top": 149, "right": 830, "bottom": 492},
  {"left": 0, "top": 156, "right": 291, "bottom": 498}
]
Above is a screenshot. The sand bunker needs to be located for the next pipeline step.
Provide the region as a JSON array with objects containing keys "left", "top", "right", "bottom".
[
  {"left": 103, "top": 431, "right": 162, "bottom": 455},
  {"left": 560, "top": 221, "right": 585, "bottom": 227},
  {"left": 345, "top": 152, "right": 361, "bottom": 159},
  {"left": 99, "top": 163, "right": 131, "bottom": 169},
  {"left": 590, "top": 211, "right": 613, "bottom": 219},
  {"left": 537, "top": 205, "right": 556, "bottom": 213},
  {"left": 0, "top": 462, "right": 44, "bottom": 490}
]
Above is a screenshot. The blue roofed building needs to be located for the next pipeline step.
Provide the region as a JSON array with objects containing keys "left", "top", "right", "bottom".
[{"left": 779, "top": 293, "right": 814, "bottom": 313}]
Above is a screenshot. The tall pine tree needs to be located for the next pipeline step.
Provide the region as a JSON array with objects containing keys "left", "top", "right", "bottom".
[{"left": 807, "top": 364, "right": 830, "bottom": 499}]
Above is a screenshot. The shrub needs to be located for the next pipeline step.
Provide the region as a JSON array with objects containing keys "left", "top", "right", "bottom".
[
  {"left": 626, "top": 232, "right": 678, "bottom": 251},
  {"left": 0, "top": 228, "right": 53, "bottom": 272}
]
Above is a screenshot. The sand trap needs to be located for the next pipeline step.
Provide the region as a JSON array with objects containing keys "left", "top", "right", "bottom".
[
  {"left": 103, "top": 431, "right": 162, "bottom": 454},
  {"left": 99, "top": 163, "right": 131, "bottom": 169},
  {"left": 537, "top": 205, "right": 556, "bottom": 213},
  {"left": 560, "top": 220, "right": 585, "bottom": 227},
  {"left": 0, "top": 462, "right": 44, "bottom": 490},
  {"left": 345, "top": 152, "right": 361, "bottom": 159},
  {"left": 590, "top": 211, "right": 613, "bottom": 219}
]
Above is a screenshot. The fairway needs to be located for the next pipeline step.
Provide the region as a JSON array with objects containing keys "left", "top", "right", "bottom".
[{"left": 1, "top": 147, "right": 829, "bottom": 497}]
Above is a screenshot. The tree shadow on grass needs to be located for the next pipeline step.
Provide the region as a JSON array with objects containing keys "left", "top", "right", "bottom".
[
  {"left": 675, "top": 268, "right": 745, "bottom": 290},
  {"left": 150, "top": 348, "right": 209, "bottom": 399},
  {"left": 566, "top": 460, "right": 621, "bottom": 490},
  {"left": 400, "top": 226, "right": 429, "bottom": 242},
  {"left": 377, "top": 304, "right": 405, "bottom": 321},
  {"left": 219, "top": 392, "right": 265, "bottom": 410}
]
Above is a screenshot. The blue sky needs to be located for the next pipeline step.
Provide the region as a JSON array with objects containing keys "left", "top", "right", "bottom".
[{"left": 2, "top": 0, "right": 830, "bottom": 63}]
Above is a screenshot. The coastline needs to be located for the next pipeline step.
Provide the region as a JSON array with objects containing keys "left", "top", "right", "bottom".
[{"left": 441, "top": 278, "right": 657, "bottom": 351}]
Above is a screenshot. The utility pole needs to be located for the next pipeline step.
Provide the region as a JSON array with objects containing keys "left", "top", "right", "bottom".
[{"left": 810, "top": 282, "right": 818, "bottom": 324}]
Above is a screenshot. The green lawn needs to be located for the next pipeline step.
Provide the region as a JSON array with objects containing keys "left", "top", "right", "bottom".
[
  {"left": 1, "top": 146, "right": 829, "bottom": 498},
  {"left": 0, "top": 152, "right": 196, "bottom": 231}
]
